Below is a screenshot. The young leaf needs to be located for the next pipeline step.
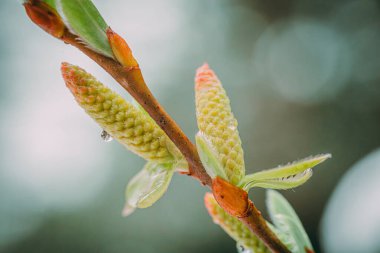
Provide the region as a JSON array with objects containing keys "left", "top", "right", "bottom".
[
  {"left": 195, "top": 132, "right": 227, "bottom": 180},
  {"left": 240, "top": 154, "right": 331, "bottom": 190},
  {"left": 56, "top": 0, "right": 114, "bottom": 58},
  {"left": 266, "top": 190, "right": 314, "bottom": 253},
  {"left": 43, "top": 0, "right": 56, "bottom": 9},
  {"left": 123, "top": 162, "right": 174, "bottom": 216}
]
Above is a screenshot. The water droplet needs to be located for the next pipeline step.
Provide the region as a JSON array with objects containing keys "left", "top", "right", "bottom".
[
  {"left": 101, "top": 129, "right": 113, "bottom": 142},
  {"left": 236, "top": 243, "right": 252, "bottom": 253}
]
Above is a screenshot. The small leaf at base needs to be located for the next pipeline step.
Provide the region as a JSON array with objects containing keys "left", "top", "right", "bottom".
[
  {"left": 123, "top": 162, "right": 174, "bottom": 216},
  {"left": 266, "top": 190, "right": 314, "bottom": 253},
  {"left": 195, "top": 132, "right": 227, "bottom": 180}
]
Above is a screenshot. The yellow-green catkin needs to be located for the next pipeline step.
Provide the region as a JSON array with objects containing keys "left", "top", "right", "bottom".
[
  {"left": 61, "top": 62, "right": 182, "bottom": 164},
  {"left": 204, "top": 193, "right": 269, "bottom": 253},
  {"left": 195, "top": 63, "right": 245, "bottom": 185}
]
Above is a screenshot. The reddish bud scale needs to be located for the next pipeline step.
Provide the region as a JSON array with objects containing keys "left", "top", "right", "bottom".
[
  {"left": 212, "top": 177, "right": 249, "bottom": 218},
  {"left": 106, "top": 28, "right": 138, "bottom": 68},
  {"left": 24, "top": 0, "right": 65, "bottom": 38}
]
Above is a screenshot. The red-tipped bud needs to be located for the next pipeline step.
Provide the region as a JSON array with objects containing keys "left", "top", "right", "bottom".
[
  {"left": 195, "top": 63, "right": 220, "bottom": 91},
  {"left": 24, "top": 0, "right": 65, "bottom": 38},
  {"left": 106, "top": 27, "right": 138, "bottom": 68}
]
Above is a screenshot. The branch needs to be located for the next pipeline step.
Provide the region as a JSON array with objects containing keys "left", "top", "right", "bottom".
[
  {"left": 23, "top": 2, "right": 290, "bottom": 252},
  {"left": 62, "top": 31, "right": 212, "bottom": 186}
]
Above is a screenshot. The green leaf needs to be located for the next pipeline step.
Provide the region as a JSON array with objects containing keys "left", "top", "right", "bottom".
[
  {"left": 195, "top": 132, "right": 228, "bottom": 180},
  {"left": 43, "top": 0, "right": 56, "bottom": 9},
  {"left": 267, "top": 222, "right": 297, "bottom": 252},
  {"left": 57, "top": 0, "right": 114, "bottom": 58},
  {"left": 266, "top": 190, "right": 313, "bottom": 253},
  {"left": 240, "top": 154, "right": 330, "bottom": 190},
  {"left": 243, "top": 169, "right": 313, "bottom": 190},
  {"left": 123, "top": 162, "right": 174, "bottom": 216}
]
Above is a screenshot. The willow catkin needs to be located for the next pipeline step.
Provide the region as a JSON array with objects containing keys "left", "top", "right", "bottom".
[
  {"left": 62, "top": 62, "right": 182, "bottom": 164},
  {"left": 204, "top": 193, "right": 269, "bottom": 253},
  {"left": 195, "top": 63, "right": 245, "bottom": 185}
]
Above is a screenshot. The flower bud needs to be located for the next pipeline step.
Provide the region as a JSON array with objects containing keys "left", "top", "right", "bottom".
[
  {"left": 107, "top": 28, "right": 139, "bottom": 68},
  {"left": 195, "top": 63, "right": 245, "bottom": 185},
  {"left": 61, "top": 62, "right": 184, "bottom": 164},
  {"left": 24, "top": 0, "right": 65, "bottom": 38}
]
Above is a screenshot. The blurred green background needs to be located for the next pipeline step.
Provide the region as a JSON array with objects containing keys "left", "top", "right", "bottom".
[{"left": 1, "top": 0, "right": 380, "bottom": 252}]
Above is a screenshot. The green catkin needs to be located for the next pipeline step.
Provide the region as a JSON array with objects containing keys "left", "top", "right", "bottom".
[
  {"left": 195, "top": 63, "right": 245, "bottom": 185},
  {"left": 204, "top": 193, "right": 270, "bottom": 253},
  {"left": 61, "top": 62, "right": 182, "bottom": 163}
]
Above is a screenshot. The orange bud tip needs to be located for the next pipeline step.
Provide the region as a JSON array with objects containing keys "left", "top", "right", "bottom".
[
  {"left": 212, "top": 177, "right": 249, "bottom": 218},
  {"left": 195, "top": 63, "right": 220, "bottom": 91},
  {"left": 60, "top": 62, "right": 85, "bottom": 94},
  {"left": 121, "top": 203, "right": 135, "bottom": 217},
  {"left": 106, "top": 27, "right": 138, "bottom": 68},
  {"left": 24, "top": 0, "right": 65, "bottom": 38}
]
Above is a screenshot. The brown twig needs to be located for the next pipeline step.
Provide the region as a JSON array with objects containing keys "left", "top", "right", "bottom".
[{"left": 23, "top": 3, "right": 290, "bottom": 252}]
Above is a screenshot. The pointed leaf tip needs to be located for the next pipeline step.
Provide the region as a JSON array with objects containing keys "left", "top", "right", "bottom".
[{"left": 121, "top": 203, "right": 136, "bottom": 217}]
